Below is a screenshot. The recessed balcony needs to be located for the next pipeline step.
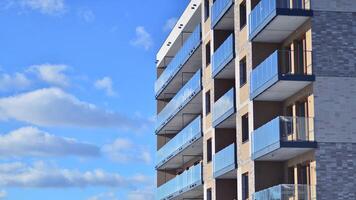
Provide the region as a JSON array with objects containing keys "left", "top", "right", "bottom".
[
  {"left": 212, "top": 34, "right": 235, "bottom": 79},
  {"left": 211, "top": 0, "right": 234, "bottom": 30},
  {"left": 156, "top": 116, "right": 202, "bottom": 170},
  {"left": 212, "top": 88, "right": 236, "bottom": 128},
  {"left": 252, "top": 184, "right": 316, "bottom": 200},
  {"left": 252, "top": 116, "right": 317, "bottom": 161},
  {"left": 213, "top": 143, "right": 237, "bottom": 179},
  {"left": 250, "top": 50, "right": 315, "bottom": 101},
  {"left": 155, "top": 24, "right": 202, "bottom": 99},
  {"left": 156, "top": 163, "right": 203, "bottom": 200},
  {"left": 249, "top": 0, "right": 313, "bottom": 42},
  {"left": 155, "top": 70, "right": 202, "bottom": 135}
]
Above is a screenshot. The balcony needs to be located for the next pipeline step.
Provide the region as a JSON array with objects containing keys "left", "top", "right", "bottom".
[
  {"left": 212, "top": 34, "right": 235, "bottom": 79},
  {"left": 156, "top": 116, "right": 202, "bottom": 170},
  {"left": 155, "top": 70, "right": 202, "bottom": 135},
  {"left": 155, "top": 24, "right": 202, "bottom": 99},
  {"left": 252, "top": 116, "right": 317, "bottom": 161},
  {"left": 250, "top": 50, "right": 315, "bottom": 101},
  {"left": 157, "top": 163, "right": 203, "bottom": 200},
  {"left": 213, "top": 143, "right": 237, "bottom": 179},
  {"left": 211, "top": 0, "right": 234, "bottom": 30},
  {"left": 252, "top": 184, "right": 316, "bottom": 200},
  {"left": 249, "top": 0, "right": 313, "bottom": 42},
  {"left": 212, "top": 88, "right": 236, "bottom": 128}
]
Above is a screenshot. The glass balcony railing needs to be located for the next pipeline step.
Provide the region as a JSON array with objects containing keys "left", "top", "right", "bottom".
[
  {"left": 252, "top": 184, "right": 316, "bottom": 200},
  {"left": 213, "top": 143, "right": 236, "bottom": 178},
  {"left": 250, "top": 50, "right": 312, "bottom": 98},
  {"left": 211, "top": 0, "right": 233, "bottom": 28},
  {"left": 155, "top": 69, "right": 202, "bottom": 133},
  {"left": 212, "top": 88, "right": 235, "bottom": 126},
  {"left": 249, "top": 0, "right": 311, "bottom": 38},
  {"left": 252, "top": 116, "right": 315, "bottom": 157},
  {"left": 156, "top": 163, "right": 203, "bottom": 200},
  {"left": 156, "top": 116, "right": 202, "bottom": 167},
  {"left": 212, "top": 34, "right": 234, "bottom": 77},
  {"left": 155, "top": 24, "right": 201, "bottom": 97}
]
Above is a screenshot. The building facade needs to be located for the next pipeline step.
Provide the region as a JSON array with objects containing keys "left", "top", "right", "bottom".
[{"left": 154, "top": 0, "right": 356, "bottom": 199}]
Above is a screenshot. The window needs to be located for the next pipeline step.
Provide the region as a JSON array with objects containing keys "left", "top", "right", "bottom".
[
  {"left": 242, "top": 173, "right": 249, "bottom": 200},
  {"left": 207, "top": 188, "right": 212, "bottom": 200},
  {"left": 239, "top": 1, "right": 247, "bottom": 29},
  {"left": 207, "top": 138, "right": 212, "bottom": 162},
  {"left": 205, "top": 42, "right": 211, "bottom": 67},
  {"left": 204, "top": 0, "right": 210, "bottom": 21},
  {"left": 239, "top": 57, "right": 247, "bottom": 86},
  {"left": 242, "top": 114, "right": 249, "bottom": 143},
  {"left": 205, "top": 91, "right": 211, "bottom": 115}
]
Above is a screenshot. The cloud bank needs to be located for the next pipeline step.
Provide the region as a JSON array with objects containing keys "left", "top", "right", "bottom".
[
  {"left": 0, "top": 88, "right": 149, "bottom": 130},
  {"left": 0, "top": 126, "right": 100, "bottom": 157}
]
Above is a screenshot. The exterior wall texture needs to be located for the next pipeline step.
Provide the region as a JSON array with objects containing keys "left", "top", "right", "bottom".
[
  {"left": 312, "top": 6, "right": 356, "bottom": 200},
  {"left": 312, "top": 11, "right": 356, "bottom": 77},
  {"left": 315, "top": 142, "right": 356, "bottom": 200}
]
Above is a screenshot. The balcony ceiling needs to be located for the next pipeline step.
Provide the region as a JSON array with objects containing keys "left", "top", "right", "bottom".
[
  {"left": 252, "top": 15, "right": 310, "bottom": 43},
  {"left": 170, "top": 184, "right": 203, "bottom": 200},
  {"left": 254, "top": 146, "right": 316, "bottom": 161},
  {"left": 253, "top": 79, "right": 313, "bottom": 101}
]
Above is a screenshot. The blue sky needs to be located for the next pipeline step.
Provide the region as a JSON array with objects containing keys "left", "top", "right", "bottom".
[{"left": 0, "top": 0, "right": 188, "bottom": 199}]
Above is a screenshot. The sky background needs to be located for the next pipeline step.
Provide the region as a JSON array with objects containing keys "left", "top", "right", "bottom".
[{"left": 0, "top": 0, "right": 188, "bottom": 199}]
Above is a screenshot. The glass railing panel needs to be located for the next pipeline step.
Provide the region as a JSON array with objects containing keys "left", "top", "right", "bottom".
[
  {"left": 252, "top": 184, "right": 316, "bottom": 200},
  {"left": 156, "top": 116, "right": 202, "bottom": 165},
  {"left": 252, "top": 116, "right": 315, "bottom": 155},
  {"left": 251, "top": 50, "right": 313, "bottom": 96},
  {"left": 249, "top": 0, "right": 311, "bottom": 36},
  {"left": 155, "top": 69, "right": 201, "bottom": 132},
  {"left": 250, "top": 50, "right": 278, "bottom": 96},
  {"left": 212, "top": 34, "right": 234, "bottom": 76},
  {"left": 211, "top": 0, "right": 233, "bottom": 27},
  {"left": 155, "top": 24, "right": 201, "bottom": 96},
  {"left": 279, "top": 116, "right": 314, "bottom": 142},
  {"left": 252, "top": 116, "right": 280, "bottom": 156},
  {"left": 213, "top": 143, "right": 235, "bottom": 175},
  {"left": 212, "top": 88, "right": 235, "bottom": 124},
  {"left": 157, "top": 163, "right": 202, "bottom": 200}
]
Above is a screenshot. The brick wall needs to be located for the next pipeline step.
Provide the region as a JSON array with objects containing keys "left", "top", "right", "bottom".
[
  {"left": 312, "top": 8, "right": 356, "bottom": 200},
  {"left": 312, "top": 11, "right": 356, "bottom": 77},
  {"left": 315, "top": 142, "right": 356, "bottom": 200}
]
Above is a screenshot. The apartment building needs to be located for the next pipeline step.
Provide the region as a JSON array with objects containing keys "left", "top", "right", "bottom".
[{"left": 154, "top": 0, "right": 356, "bottom": 199}]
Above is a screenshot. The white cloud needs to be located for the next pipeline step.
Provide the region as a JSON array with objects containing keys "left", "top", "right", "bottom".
[
  {"left": 163, "top": 17, "right": 177, "bottom": 32},
  {"left": 0, "top": 72, "right": 31, "bottom": 92},
  {"left": 78, "top": 7, "right": 95, "bottom": 22},
  {"left": 127, "top": 187, "right": 155, "bottom": 200},
  {"left": 0, "top": 126, "right": 100, "bottom": 157},
  {"left": 0, "top": 190, "right": 6, "bottom": 199},
  {"left": 29, "top": 64, "right": 70, "bottom": 87},
  {"left": 102, "top": 138, "right": 151, "bottom": 164},
  {"left": 87, "top": 192, "right": 118, "bottom": 200},
  {"left": 0, "top": 88, "right": 149, "bottom": 130},
  {"left": 18, "top": 0, "right": 66, "bottom": 15},
  {"left": 130, "top": 26, "right": 153, "bottom": 50},
  {"left": 0, "top": 161, "right": 150, "bottom": 188},
  {"left": 94, "top": 77, "right": 117, "bottom": 97}
]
